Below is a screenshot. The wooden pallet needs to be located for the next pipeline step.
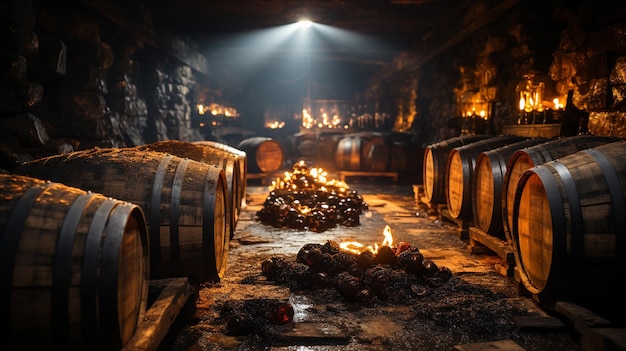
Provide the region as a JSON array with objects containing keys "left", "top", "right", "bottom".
[
  {"left": 122, "top": 277, "right": 197, "bottom": 351},
  {"left": 411, "top": 185, "right": 442, "bottom": 216},
  {"left": 467, "top": 226, "right": 516, "bottom": 277},
  {"left": 549, "top": 302, "right": 626, "bottom": 351},
  {"left": 339, "top": 171, "right": 398, "bottom": 182},
  {"left": 438, "top": 205, "right": 471, "bottom": 239}
]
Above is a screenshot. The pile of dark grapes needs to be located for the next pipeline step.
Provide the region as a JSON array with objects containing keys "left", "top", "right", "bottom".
[
  {"left": 261, "top": 240, "right": 452, "bottom": 303},
  {"left": 256, "top": 162, "right": 368, "bottom": 232}
]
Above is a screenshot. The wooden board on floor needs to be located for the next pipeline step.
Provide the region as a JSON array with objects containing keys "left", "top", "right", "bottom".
[
  {"left": 122, "top": 277, "right": 197, "bottom": 351},
  {"left": 468, "top": 226, "right": 515, "bottom": 276}
]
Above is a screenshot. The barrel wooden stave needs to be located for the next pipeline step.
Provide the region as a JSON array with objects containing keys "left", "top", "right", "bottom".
[
  {"left": 193, "top": 140, "right": 247, "bottom": 211},
  {"left": 14, "top": 147, "right": 228, "bottom": 283},
  {"left": 237, "top": 136, "right": 284, "bottom": 174},
  {"left": 511, "top": 141, "right": 626, "bottom": 314},
  {"left": 359, "top": 132, "right": 391, "bottom": 172},
  {"left": 0, "top": 174, "right": 149, "bottom": 351},
  {"left": 446, "top": 135, "right": 527, "bottom": 219},
  {"left": 136, "top": 140, "right": 241, "bottom": 238},
  {"left": 502, "top": 135, "right": 623, "bottom": 242},
  {"left": 422, "top": 135, "right": 492, "bottom": 205},
  {"left": 335, "top": 136, "right": 362, "bottom": 171},
  {"left": 312, "top": 133, "right": 343, "bottom": 171},
  {"left": 472, "top": 138, "right": 548, "bottom": 237}
]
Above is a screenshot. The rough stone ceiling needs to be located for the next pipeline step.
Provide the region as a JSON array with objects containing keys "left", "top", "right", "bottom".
[
  {"left": 96, "top": 0, "right": 466, "bottom": 100},
  {"left": 153, "top": 0, "right": 448, "bottom": 40}
]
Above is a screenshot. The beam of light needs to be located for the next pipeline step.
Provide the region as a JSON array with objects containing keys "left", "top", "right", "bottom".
[{"left": 298, "top": 19, "right": 313, "bottom": 29}]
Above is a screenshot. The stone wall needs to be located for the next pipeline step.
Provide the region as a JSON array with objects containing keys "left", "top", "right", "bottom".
[
  {"left": 0, "top": 0, "right": 208, "bottom": 171},
  {"left": 367, "top": 0, "right": 626, "bottom": 146}
]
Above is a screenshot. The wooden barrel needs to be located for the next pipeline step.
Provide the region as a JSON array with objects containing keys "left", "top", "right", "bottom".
[
  {"left": 14, "top": 147, "right": 229, "bottom": 283},
  {"left": 312, "top": 133, "right": 343, "bottom": 171},
  {"left": 511, "top": 141, "right": 626, "bottom": 313},
  {"left": 472, "top": 138, "right": 548, "bottom": 238},
  {"left": 335, "top": 135, "right": 363, "bottom": 171},
  {"left": 193, "top": 140, "right": 247, "bottom": 211},
  {"left": 0, "top": 174, "right": 149, "bottom": 350},
  {"left": 502, "top": 135, "right": 623, "bottom": 242},
  {"left": 335, "top": 132, "right": 391, "bottom": 172},
  {"left": 237, "top": 137, "right": 284, "bottom": 174},
  {"left": 446, "top": 135, "right": 527, "bottom": 220},
  {"left": 422, "top": 135, "right": 492, "bottom": 205},
  {"left": 134, "top": 140, "right": 241, "bottom": 239},
  {"left": 359, "top": 132, "right": 391, "bottom": 172}
]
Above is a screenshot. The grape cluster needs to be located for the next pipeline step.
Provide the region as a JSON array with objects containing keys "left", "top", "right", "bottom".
[{"left": 256, "top": 162, "right": 368, "bottom": 232}]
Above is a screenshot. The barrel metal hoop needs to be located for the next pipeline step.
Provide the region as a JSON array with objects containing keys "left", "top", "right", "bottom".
[
  {"left": 583, "top": 148, "right": 626, "bottom": 258},
  {"left": 53, "top": 192, "right": 98, "bottom": 348},
  {"left": 203, "top": 166, "right": 219, "bottom": 279},
  {"left": 534, "top": 145, "right": 554, "bottom": 166},
  {"left": 0, "top": 182, "right": 53, "bottom": 338},
  {"left": 549, "top": 161, "right": 584, "bottom": 268},
  {"left": 81, "top": 199, "right": 117, "bottom": 348},
  {"left": 150, "top": 155, "right": 173, "bottom": 270},
  {"left": 99, "top": 202, "right": 138, "bottom": 348},
  {"left": 171, "top": 158, "right": 191, "bottom": 276},
  {"left": 518, "top": 166, "right": 567, "bottom": 294}
]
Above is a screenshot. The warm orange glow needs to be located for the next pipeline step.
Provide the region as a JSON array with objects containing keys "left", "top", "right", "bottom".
[
  {"left": 553, "top": 97, "right": 564, "bottom": 110},
  {"left": 268, "top": 161, "right": 348, "bottom": 192},
  {"left": 339, "top": 225, "right": 394, "bottom": 255}
]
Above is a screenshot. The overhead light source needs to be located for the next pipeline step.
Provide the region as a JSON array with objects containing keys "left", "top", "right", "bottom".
[{"left": 298, "top": 19, "right": 312, "bottom": 29}]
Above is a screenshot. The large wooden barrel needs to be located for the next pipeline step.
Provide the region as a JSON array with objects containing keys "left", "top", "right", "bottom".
[
  {"left": 335, "top": 132, "right": 391, "bottom": 172},
  {"left": 335, "top": 135, "right": 363, "bottom": 171},
  {"left": 359, "top": 132, "right": 391, "bottom": 172},
  {"left": 502, "top": 135, "right": 623, "bottom": 242},
  {"left": 312, "top": 133, "right": 343, "bottom": 171},
  {"left": 422, "top": 135, "right": 492, "bottom": 205},
  {"left": 193, "top": 140, "right": 247, "bottom": 211},
  {"left": 446, "top": 135, "right": 527, "bottom": 220},
  {"left": 0, "top": 174, "right": 149, "bottom": 351},
  {"left": 135, "top": 140, "right": 241, "bottom": 239},
  {"left": 14, "top": 147, "right": 228, "bottom": 283},
  {"left": 237, "top": 136, "right": 284, "bottom": 174},
  {"left": 472, "top": 138, "right": 548, "bottom": 238},
  {"left": 511, "top": 141, "right": 626, "bottom": 314}
]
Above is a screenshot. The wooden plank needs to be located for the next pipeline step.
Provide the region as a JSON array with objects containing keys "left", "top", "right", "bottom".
[
  {"left": 277, "top": 322, "right": 350, "bottom": 345},
  {"left": 583, "top": 328, "right": 626, "bottom": 351},
  {"left": 552, "top": 301, "right": 612, "bottom": 334},
  {"left": 512, "top": 315, "right": 566, "bottom": 332},
  {"left": 454, "top": 339, "right": 525, "bottom": 351},
  {"left": 122, "top": 277, "right": 196, "bottom": 351},
  {"left": 468, "top": 227, "right": 515, "bottom": 265},
  {"left": 501, "top": 123, "right": 561, "bottom": 138},
  {"left": 439, "top": 206, "right": 470, "bottom": 239}
]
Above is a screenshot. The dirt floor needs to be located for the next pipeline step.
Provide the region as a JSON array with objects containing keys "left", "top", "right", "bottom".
[{"left": 157, "top": 178, "right": 586, "bottom": 351}]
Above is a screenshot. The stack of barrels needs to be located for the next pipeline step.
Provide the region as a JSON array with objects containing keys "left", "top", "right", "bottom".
[
  {"left": 1, "top": 140, "right": 247, "bottom": 350},
  {"left": 334, "top": 131, "right": 423, "bottom": 175},
  {"left": 422, "top": 133, "right": 626, "bottom": 317}
]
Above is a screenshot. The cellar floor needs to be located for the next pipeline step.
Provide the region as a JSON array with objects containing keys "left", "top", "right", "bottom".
[{"left": 156, "top": 178, "right": 595, "bottom": 351}]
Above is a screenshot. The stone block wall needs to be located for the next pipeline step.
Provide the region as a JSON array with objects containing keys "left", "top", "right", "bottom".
[
  {"left": 367, "top": 0, "right": 626, "bottom": 146},
  {"left": 0, "top": 0, "right": 207, "bottom": 171}
]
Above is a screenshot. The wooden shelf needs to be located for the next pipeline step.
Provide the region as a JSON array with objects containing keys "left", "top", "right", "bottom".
[{"left": 502, "top": 123, "right": 561, "bottom": 138}]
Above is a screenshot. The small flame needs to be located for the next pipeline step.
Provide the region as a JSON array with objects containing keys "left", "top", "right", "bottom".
[
  {"left": 339, "top": 241, "right": 365, "bottom": 254},
  {"left": 339, "top": 225, "right": 394, "bottom": 255},
  {"left": 382, "top": 225, "right": 393, "bottom": 247}
]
